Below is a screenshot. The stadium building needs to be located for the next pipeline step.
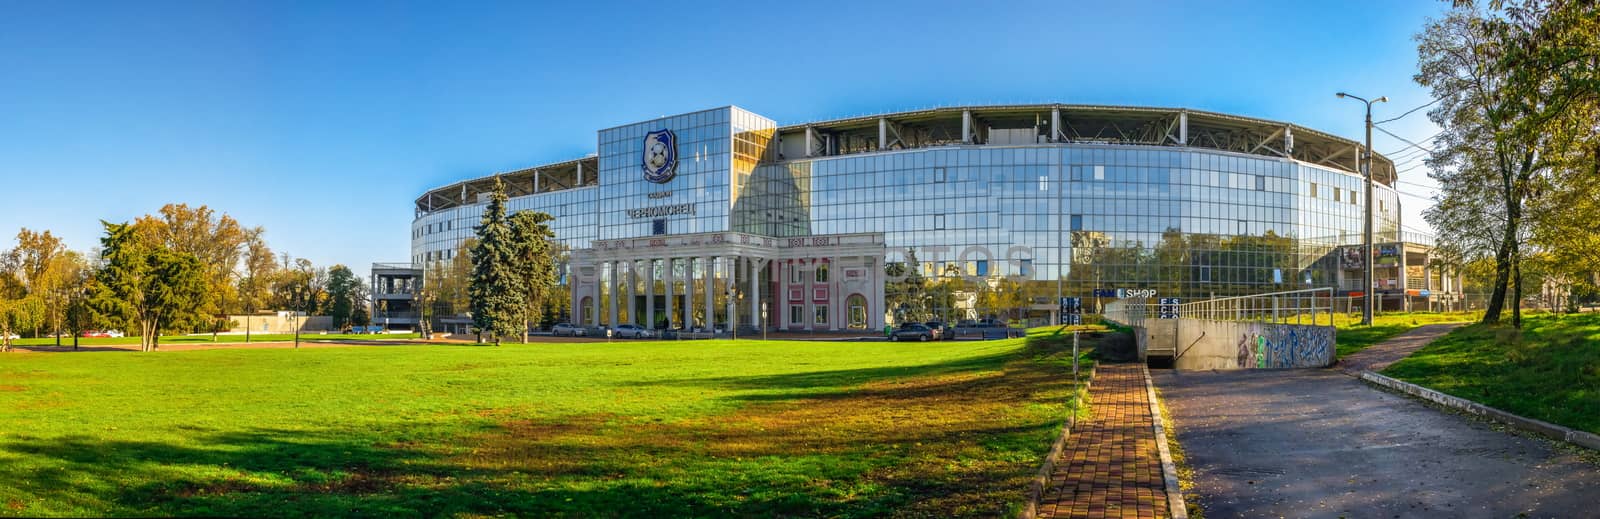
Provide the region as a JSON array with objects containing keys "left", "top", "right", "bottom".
[{"left": 398, "top": 104, "right": 1459, "bottom": 333}]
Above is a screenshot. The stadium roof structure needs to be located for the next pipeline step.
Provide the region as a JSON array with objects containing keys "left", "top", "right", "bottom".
[{"left": 417, "top": 104, "right": 1394, "bottom": 215}]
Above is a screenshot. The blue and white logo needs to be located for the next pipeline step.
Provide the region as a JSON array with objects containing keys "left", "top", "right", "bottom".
[{"left": 641, "top": 129, "right": 678, "bottom": 184}]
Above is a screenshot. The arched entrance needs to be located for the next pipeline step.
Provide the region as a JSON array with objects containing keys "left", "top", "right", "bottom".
[
  {"left": 846, "top": 293, "right": 868, "bottom": 330},
  {"left": 579, "top": 296, "right": 594, "bottom": 325}
]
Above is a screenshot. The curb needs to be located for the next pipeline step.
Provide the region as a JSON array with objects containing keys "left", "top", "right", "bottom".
[
  {"left": 1019, "top": 366, "right": 1094, "bottom": 519},
  {"left": 1144, "top": 365, "right": 1189, "bottom": 519},
  {"left": 1359, "top": 371, "right": 1600, "bottom": 452}
]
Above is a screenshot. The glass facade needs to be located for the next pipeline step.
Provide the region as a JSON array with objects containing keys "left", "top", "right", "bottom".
[
  {"left": 413, "top": 105, "right": 1409, "bottom": 315},
  {"left": 733, "top": 144, "right": 1399, "bottom": 302}
]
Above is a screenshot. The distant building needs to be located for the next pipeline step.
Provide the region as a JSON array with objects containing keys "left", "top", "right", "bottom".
[
  {"left": 370, "top": 263, "right": 422, "bottom": 331},
  {"left": 409, "top": 104, "right": 1460, "bottom": 331},
  {"left": 226, "top": 311, "right": 332, "bottom": 334}
]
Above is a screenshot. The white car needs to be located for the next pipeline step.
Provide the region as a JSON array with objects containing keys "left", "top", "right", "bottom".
[
  {"left": 551, "top": 323, "right": 586, "bottom": 337},
  {"left": 612, "top": 324, "right": 653, "bottom": 339},
  {"left": 2, "top": 333, "right": 17, "bottom": 340},
  {"left": 106, "top": 330, "right": 125, "bottom": 338}
]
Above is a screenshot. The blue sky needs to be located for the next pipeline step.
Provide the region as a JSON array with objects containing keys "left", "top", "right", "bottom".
[{"left": 0, "top": 0, "right": 1449, "bottom": 275}]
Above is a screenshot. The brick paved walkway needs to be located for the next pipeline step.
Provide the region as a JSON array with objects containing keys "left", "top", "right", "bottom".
[{"left": 1038, "top": 364, "right": 1170, "bottom": 519}]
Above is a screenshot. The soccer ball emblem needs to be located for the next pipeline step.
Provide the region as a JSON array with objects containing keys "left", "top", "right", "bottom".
[
  {"left": 647, "top": 141, "right": 668, "bottom": 169},
  {"left": 642, "top": 129, "right": 677, "bottom": 183}
]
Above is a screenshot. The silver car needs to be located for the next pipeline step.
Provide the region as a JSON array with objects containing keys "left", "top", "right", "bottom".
[
  {"left": 551, "top": 323, "right": 585, "bottom": 337},
  {"left": 612, "top": 324, "right": 653, "bottom": 339}
]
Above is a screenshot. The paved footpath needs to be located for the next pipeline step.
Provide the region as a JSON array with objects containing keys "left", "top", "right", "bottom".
[
  {"left": 1038, "top": 364, "right": 1171, "bottom": 519},
  {"left": 1337, "top": 323, "right": 1461, "bottom": 374},
  {"left": 1154, "top": 327, "right": 1600, "bottom": 518}
]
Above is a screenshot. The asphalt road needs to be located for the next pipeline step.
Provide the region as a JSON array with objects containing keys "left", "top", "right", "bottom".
[{"left": 1153, "top": 368, "right": 1600, "bottom": 518}]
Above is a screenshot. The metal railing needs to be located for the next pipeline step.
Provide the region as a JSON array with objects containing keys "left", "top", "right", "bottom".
[
  {"left": 1175, "top": 287, "right": 1335, "bottom": 326},
  {"left": 1102, "top": 300, "right": 1147, "bottom": 328},
  {"left": 1105, "top": 287, "right": 1335, "bottom": 327}
]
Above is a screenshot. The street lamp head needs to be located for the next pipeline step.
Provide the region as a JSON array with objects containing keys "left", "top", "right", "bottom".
[
  {"left": 1336, "top": 92, "right": 1348, "bottom": 98},
  {"left": 1376, "top": 96, "right": 1389, "bottom": 103}
]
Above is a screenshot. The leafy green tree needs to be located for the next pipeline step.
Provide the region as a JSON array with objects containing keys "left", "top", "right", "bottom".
[
  {"left": 326, "top": 264, "right": 360, "bottom": 331},
  {"left": 1417, "top": 0, "right": 1599, "bottom": 327},
  {"left": 134, "top": 204, "right": 247, "bottom": 331},
  {"left": 64, "top": 279, "right": 100, "bottom": 351},
  {"left": 92, "top": 221, "right": 207, "bottom": 352},
  {"left": 352, "top": 304, "right": 371, "bottom": 330},
  {"left": 468, "top": 177, "right": 526, "bottom": 344}
]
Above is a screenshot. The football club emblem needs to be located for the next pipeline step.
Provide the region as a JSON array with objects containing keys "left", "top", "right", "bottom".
[{"left": 641, "top": 129, "right": 678, "bottom": 184}]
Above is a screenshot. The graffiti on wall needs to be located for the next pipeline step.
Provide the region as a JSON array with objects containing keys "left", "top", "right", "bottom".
[{"left": 1234, "top": 323, "right": 1334, "bottom": 368}]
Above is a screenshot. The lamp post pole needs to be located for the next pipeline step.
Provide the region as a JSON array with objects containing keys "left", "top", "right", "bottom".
[{"left": 1337, "top": 92, "right": 1387, "bottom": 327}]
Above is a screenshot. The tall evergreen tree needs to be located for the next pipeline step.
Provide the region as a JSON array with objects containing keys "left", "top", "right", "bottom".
[
  {"left": 468, "top": 177, "right": 526, "bottom": 344},
  {"left": 509, "top": 210, "right": 559, "bottom": 343},
  {"left": 92, "top": 221, "right": 206, "bottom": 352}
]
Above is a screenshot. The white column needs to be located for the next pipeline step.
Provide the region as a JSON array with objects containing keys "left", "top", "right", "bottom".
[
  {"left": 726, "top": 256, "right": 737, "bottom": 331},
  {"left": 871, "top": 256, "right": 886, "bottom": 330},
  {"left": 1050, "top": 107, "right": 1062, "bottom": 142},
  {"left": 663, "top": 258, "right": 675, "bottom": 329},
  {"left": 592, "top": 265, "right": 601, "bottom": 326},
  {"left": 878, "top": 118, "right": 888, "bottom": 150},
  {"left": 684, "top": 257, "right": 695, "bottom": 329},
  {"left": 607, "top": 261, "right": 619, "bottom": 327},
  {"left": 1179, "top": 111, "right": 1188, "bottom": 145},
  {"left": 627, "top": 260, "right": 638, "bottom": 325},
  {"left": 703, "top": 255, "right": 715, "bottom": 332},
  {"left": 645, "top": 259, "right": 656, "bottom": 329},
  {"left": 803, "top": 259, "right": 814, "bottom": 332},
  {"left": 750, "top": 257, "right": 762, "bottom": 330},
  {"left": 830, "top": 255, "right": 841, "bottom": 331},
  {"left": 962, "top": 110, "right": 973, "bottom": 144}
]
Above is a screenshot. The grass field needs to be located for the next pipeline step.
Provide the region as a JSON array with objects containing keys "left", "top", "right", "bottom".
[
  {"left": 1332, "top": 311, "right": 1480, "bottom": 358},
  {"left": 1383, "top": 313, "right": 1600, "bottom": 435},
  {"left": 0, "top": 328, "right": 1101, "bottom": 517}
]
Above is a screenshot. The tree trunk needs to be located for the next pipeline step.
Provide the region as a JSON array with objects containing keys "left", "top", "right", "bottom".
[
  {"left": 1512, "top": 244, "right": 1523, "bottom": 329},
  {"left": 523, "top": 316, "right": 529, "bottom": 344},
  {"left": 1482, "top": 217, "right": 1516, "bottom": 324}
]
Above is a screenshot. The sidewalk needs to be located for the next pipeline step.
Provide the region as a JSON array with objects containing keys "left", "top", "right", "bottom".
[
  {"left": 1338, "top": 323, "right": 1462, "bottom": 374},
  {"left": 1038, "top": 364, "right": 1170, "bottom": 519}
]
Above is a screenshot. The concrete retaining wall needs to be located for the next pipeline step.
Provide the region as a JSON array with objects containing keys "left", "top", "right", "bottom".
[{"left": 1147, "top": 319, "right": 1334, "bottom": 370}]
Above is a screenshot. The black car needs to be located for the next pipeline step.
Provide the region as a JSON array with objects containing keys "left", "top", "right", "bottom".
[
  {"left": 924, "top": 321, "right": 953, "bottom": 340},
  {"left": 890, "top": 323, "right": 937, "bottom": 342}
]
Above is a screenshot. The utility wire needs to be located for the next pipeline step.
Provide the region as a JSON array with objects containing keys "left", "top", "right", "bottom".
[
  {"left": 1375, "top": 97, "right": 1442, "bottom": 125},
  {"left": 1396, "top": 189, "right": 1436, "bottom": 201},
  {"left": 1398, "top": 179, "right": 1439, "bottom": 191},
  {"left": 1376, "top": 126, "right": 1441, "bottom": 155}
]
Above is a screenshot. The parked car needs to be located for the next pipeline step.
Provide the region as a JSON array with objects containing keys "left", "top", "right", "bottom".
[
  {"left": 924, "top": 321, "right": 953, "bottom": 340},
  {"left": 890, "top": 323, "right": 937, "bottom": 342},
  {"left": 2, "top": 333, "right": 17, "bottom": 340},
  {"left": 551, "top": 323, "right": 585, "bottom": 337},
  {"left": 612, "top": 324, "right": 653, "bottom": 339},
  {"left": 106, "top": 330, "right": 125, "bottom": 338},
  {"left": 81, "top": 330, "right": 109, "bottom": 338}
]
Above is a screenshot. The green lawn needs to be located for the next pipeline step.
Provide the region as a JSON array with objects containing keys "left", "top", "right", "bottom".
[
  {"left": 1382, "top": 313, "right": 1600, "bottom": 435},
  {"left": 8, "top": 333, "right": 416, "bottom": 348},
  {"left": 0, "top": 329, "right": 1099, "bottom": 517},
  {"left": 1333, "top": 311, "right": 1480, "bottom": 358}
]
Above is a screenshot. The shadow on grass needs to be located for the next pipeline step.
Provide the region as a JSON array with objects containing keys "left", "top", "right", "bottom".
[{"left": 1, "top": 333, "right": 1101, "bottom": 517}]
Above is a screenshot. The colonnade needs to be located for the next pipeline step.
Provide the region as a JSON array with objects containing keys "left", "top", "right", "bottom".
[{"left": 587, "top": 255, "right": 765, "bottom": 332}]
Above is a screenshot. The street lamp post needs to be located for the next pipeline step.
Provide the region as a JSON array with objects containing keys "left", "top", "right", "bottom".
[{"left": 1336, "top": 92, "right": 1387, "bottom": 326}]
